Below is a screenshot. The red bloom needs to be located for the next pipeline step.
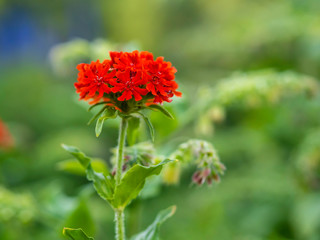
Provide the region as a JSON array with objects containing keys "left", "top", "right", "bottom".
[
  {"left": 0, "top": 119, "right": 14, "bottom": 149},
  {"left": 75, "top": 60, "right": 115, "bottom": 100},
  {"left": 75, "top": 50, "right": 181, "bottom": 107},
  {"left": 145, "top": 57, "right": 181, "bottom": 103},
  {"left": 111, "top": 69, "right": 148, "bottom": 101}
]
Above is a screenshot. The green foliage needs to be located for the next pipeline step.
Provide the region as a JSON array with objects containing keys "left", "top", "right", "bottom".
[
  {"left": 0, "top": 186, "right": 36, "bottom": 223},
  {"left": 62, "top": 144, "right": 115, "bottom": 203},
  {"left": 95, "top": 108, "right": 118, "bottom": 137},
  {"left": 210, "top": 70, "right": 319, "bottom": 107},
  {"left": 62, "top": 144, "right": 172, "bottom": 210},
  {"left": 127, "top": 117, "right": 141, "bottom": 146},
  {"left": 63, "top": 228, "right": 94, "bottom": 240},
  {"left": 137, "top": 112, "right": 155, "bottom": 142},
  {"left": 64, "top": 198, "right": 96, "bottom": 237},
  {"left": 57, "top": 158, "right": 109, "bottom": 176},
  {"left": 113, "top": 159, "right": 172, "bottom": 209},
  {"left": 131, "top": 206, "right": 176, "bottom": 240}
]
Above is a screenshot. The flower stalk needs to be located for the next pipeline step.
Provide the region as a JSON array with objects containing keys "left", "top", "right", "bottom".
[{"left": 115, "top": 117, "right": 128, "bottom": 240}]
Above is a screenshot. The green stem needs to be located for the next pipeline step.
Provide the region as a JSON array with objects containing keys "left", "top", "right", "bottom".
[{"left": 115, "top": 117, "right": 128, "bottom": 240}]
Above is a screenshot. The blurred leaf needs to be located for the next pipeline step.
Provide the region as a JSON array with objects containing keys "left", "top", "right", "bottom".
[
  {"left": 63, "top": 228, "right": 94, "bottom": 240},
  {"left": 137, "top": 112, "right": 154, "bottom": 142},
  {"left": 127, "top": 117, "right": 140, "bottom": 146},
  {"left": 148, "top": 105, "right": 174, "bottom": 119},
  {"left": 57, "top": 158, "right": 109, "bottom": 176},
  {"left": 113, "top": 160, "right": 172, "bottom": 209},
  {"left": 62, "top": 144, "right": 115, "bottom": 203},
  {"left": 64, "top": 199, "right": 95, "bottom": 237},
  {"left": 139, "top": 175, "right": 162, "bottom": 199},
  {"left": 95, "top": 108, "right": 118, "bottom": 137},
  {"left": 130, "top": 205, "right": 176, "bottom": 240}
]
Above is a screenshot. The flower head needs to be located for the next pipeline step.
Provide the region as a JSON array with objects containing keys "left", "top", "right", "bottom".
[{"left": 75, "top": 50, "right": 181, "bottom": 112}]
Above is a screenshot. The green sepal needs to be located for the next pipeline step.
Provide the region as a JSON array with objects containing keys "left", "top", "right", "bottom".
[
  {"left": 137, "top": 112, "right": 155, "bottom": 142},
  {"left": 88, "top": 101, "right": 112, "bottom": 112},
  {"left": 63, "top": 228, "right": 94, "bottom": 240},
  {"left": 61, "top": 144, "right": 115, "bottom": 203},
  {"left": 113, "top": 160, "right": 172, "bottom": 209},
  {"left": 148, "top": 105, "right": 174, "bottom": 119},
  {"left": 130, "top": 206, "right": 176, "bottom": 240},
  {"left": 95, "top": 108, "right": 117, "bottom": 137},
  {"left": 127, "top": 116, "right": 140, "bottom": 146}
]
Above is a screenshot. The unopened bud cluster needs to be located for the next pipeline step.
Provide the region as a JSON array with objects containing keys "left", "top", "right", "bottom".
[{"left": 171, "top": 140, "right": 225, "bottom": 186}]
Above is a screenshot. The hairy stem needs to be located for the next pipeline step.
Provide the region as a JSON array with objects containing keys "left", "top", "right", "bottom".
[
  {"left": 115, "top": 117, "right": 128, "bottom": 240},
  {"left": 115, "top": 209, "right": 125, "bottom": 240}
]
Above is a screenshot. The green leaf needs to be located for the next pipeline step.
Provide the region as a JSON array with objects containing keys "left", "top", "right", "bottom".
[
  {"left": 148, "top": 105, "right": 174, "bottom": 119},
  {"left": 57, "top": 158, "right": 109, "bottom": 176},
  {"left": 130, "top": 206, "right": 176, "bottom": 240},
  {"left": 127, "top": 116, "right": 140, "bottom": 146},
  {"left": 63, "top": 228, "right": 94, "bottom": 240},
  {"left": 62, "top": 144, "right": 115, "bottom": 203},
  {"left": 95, "top": 108, "right": 117, "bottom": 137},
  {"left": 87, "top": 106, "right": 106, "bottom": 125},
  {"left": 64, "top": 199, "right": 95, "bottom": 237},
  {"left": 113, "top": 160, "right": 172, "bottom": 209},
  {"left": 137, "top": 112, "right": 155, "bottom": 142}
]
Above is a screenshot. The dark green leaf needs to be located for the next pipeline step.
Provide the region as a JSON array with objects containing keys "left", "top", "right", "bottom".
[
  {"left": 127, "top": 116, "right": 140, "bottom": 146},
  {"left": 95, "top": 108, "right": 117, "bottom": 137},
  {"left": 62, "top": 144, "right": 115, "bottom": 203},
  {"left": 137, "top": 112, "right": 154, "bottom": 142},
  {"left": 113, "top": 160, "right": 172, "bottom": 209},
  {"left": 148, "top": 105, "right": 174, "bottom": 119},
  {"left": 63, "top": 228, "right": 94, "bottom": 240},
  {"left": 130, "top": 206, "right": 176, "bottom": 240}
]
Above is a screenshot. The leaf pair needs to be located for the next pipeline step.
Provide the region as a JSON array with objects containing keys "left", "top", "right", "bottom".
[
  {"left": 62, "top": 145, "right": 172, "bottom": 209},
  {"left": 88, "top": 107, "right": 117, "bottom": 137},
  {"left": 63, "top": 206, "right": 176, "bottom": 240}
]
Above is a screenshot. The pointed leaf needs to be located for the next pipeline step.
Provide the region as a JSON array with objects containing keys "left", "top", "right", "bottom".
[
  {"left": 113, "top": 160, "right": 172, "bottom": 209},
  {"left": 87, "top": 106, "right": 106, "bottom": 125},
  {"left": 137, "top": 112, "right": 154, "bottom": 142},
  {"left": 127, "top": 116, "right": 140, "bottom": 146},
  {"left": 148, "top": 105, "right": 174, "bottom": 119},
  {"left": 95, "top": 108, "right": 117, "bottom": 137},
  {"left": 130, "top": 206, "right": 176, "bottom": 240},
  {"left": 62, "top": 144, "right": 115, "bottom": 203},
  {"left": 63, "top": 228, "right": 94, "bottom": 240}
]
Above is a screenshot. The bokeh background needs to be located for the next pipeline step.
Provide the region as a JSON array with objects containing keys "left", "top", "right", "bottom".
[{"left": 1, "top": 0, "right": 320, "bottom": 239}]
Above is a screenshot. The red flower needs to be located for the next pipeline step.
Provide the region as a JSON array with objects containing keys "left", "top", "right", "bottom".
[
  {"left": 75, "top": 60, "right": 115, "bottom": 100},
  {"left": 145, "top": 57, "right": 181, "bottom": 103},
  {"left": 75, "top": 50, "right": 181, "bottom": 107},
  {"left": 111, "top": 69, "right": 148, "bottom": 101},
  {"left": 0, "top": 119, "right": 14, "bottom": 149}
]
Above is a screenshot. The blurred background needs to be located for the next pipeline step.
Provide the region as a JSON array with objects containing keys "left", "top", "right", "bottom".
[{"left": 1, "top": 0, "right": 320, "bottom": 239}]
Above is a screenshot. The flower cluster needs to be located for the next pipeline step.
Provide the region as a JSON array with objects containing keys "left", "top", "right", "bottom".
[
  {"left": 170, "top": 139, "right": 225, "bottom": 186},
  {"left": 75, "top": 50, "right": 181, "bottom": 109}
]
